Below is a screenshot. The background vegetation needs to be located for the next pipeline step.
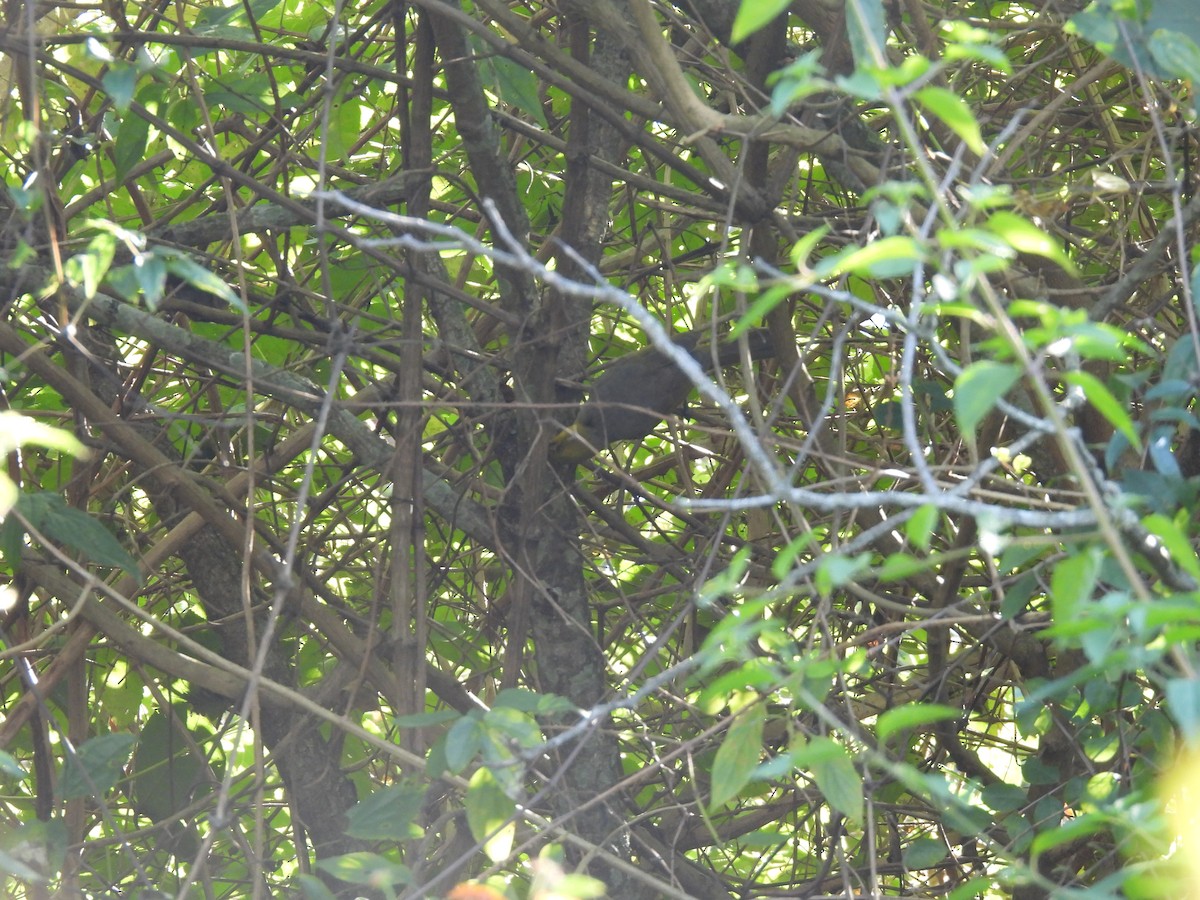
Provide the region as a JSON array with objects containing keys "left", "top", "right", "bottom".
[{"left": 2, "top": 0, "right": 1200, "bottom": 897}]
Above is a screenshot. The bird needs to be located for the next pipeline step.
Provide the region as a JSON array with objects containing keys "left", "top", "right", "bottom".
[{"left": 549, "top": 328, "right": 772, "bottom": 464}]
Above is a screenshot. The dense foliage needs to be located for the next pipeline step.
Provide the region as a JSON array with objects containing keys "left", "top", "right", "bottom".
[{"left": 2, "top": 0, "right": 1200, "bottom": 898}]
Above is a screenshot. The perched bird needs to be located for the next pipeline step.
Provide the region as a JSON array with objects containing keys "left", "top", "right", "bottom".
[{"left": 549, "top": 329, "right": 772, "bottom": 464}]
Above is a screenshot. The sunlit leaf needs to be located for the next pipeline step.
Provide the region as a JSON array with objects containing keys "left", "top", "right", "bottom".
[
  {"left": 914, "top": 86, "right": 985, "bottom": 155},
  {"left": 465, "top": 767, "right": 516, "bottom": 863},
  {"left": 796, "top": 736, "right": 863, "bottom": 824},
  {"left": 876, "top": 703, "right": 960, "bottom": 743},
  {"left": 730, "top": 0, "right": 790, "bottom": 43},
  {"left": 1062, "top": 370, "right": 1141, "bottom": 452},
  {"left": 984, "top": 211, "right": 1078, "bottom": 275}
]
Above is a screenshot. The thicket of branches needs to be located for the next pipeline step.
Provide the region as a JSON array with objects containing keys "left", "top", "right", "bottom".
[{"left": 2, "top": 0, "right": 1200, "bottom": 898}]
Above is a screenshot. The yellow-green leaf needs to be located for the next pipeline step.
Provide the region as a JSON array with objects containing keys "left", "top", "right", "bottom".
[{"left": 914, "top": 86, "right": 985, "bottom": 155}]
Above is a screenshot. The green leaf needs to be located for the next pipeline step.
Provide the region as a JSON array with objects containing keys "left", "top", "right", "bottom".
[
  {"left": 16, "top": 492, "right": 141, "bottom": 580},
  {"left": 846, "top": 0, "right": 886, "bottom": 68},
  {"left": 294, "top": 874, "right": 338, "bottom": 900},
  {"left": 465, "top": 767, "right": 516, "bottom": 863},
  {"left": 1152, "top": 31, "right": 1200, "bottom": 83},
  {"left": 1142, "top": 513, "right": 1200, "bottom": 583},
  {"left": 324, "top": 99, "right": 363, "bottom": 162},
  {"left": 876, "top": 703, "right": 960, "bottom": 744},
  {"left": 914, "top": 86, "right": 985, "bottom": 155},
  {"left": 697, "top": 546, "right": 752, "bottom": 608},
  {"left": 129, "top": 709, "right": 209, "bottom": 823},
  {"left": 444, "top": 713, "right": 483, "bottom": 773},
  {"left": 984, "top": 211, "right": 1078, "bottom": 275},
  {"left": 730, "top": 0, "right": 790, "bottom": 43},
  {"left": 1049, "top": 546, "right": 1100, "bottom": 623},
  {"left": 767, "top": 53, "right": 831, "bottom": 116},
  {"left": 797, "top": 736, "right": 863, "bottom": 824},
  {"left": 101, "top": 64, "right": 139, "bottom": 113},
  {"left": 708, "top": 704, "right": 765, "bottom": 809},
  {"left": 905, "top": 504, "right": 939, "bottom": 551},
  {"left": 163, "top": 253, "right": 245, "bottom": 312},
  {"left": 903, "top": 836, "right": 949, "bottom": 869},
  {"left": 0, "top": 820, "right": 67, "bottom": 883},
  {"left": 1062, "top": 370, "right": 1141, "bottom": 452},
  {"left": 770, "top": 531, "right": 818, "bottom": 580},
  {"left": 0, "top": 412, "right": 85, "bottom": 459},
  {"left": 64, "top": 231, "right": 117, "bottom": 300},
  {"left": 819, "top": 235, "right": 927, "bottom": 279},
  {"left": 392, "top": 709, "right": 460, "bottom": 728},
  {"left": 490, "top": 57, "right": 548, "bottom": 128},
  {"left": 345, "top": 783, "right": 423, "bottom": 841},
  {"left": 0, "top": 750, "right": 24, "bottom": 779},
  {"left": 815, "top": 551, "right": 871, "bottom": 597},
  {"left": 1030, "top": 810, "right": 1107, "bottom": 855},
  {"left": 113, "top": 112, "right": 150, "bottom": 184},
  {"left": 877, "top": 552, "right": 939, "bottom": 581},
  {"left": 315, "top": 852, "right": 411, "bottom": 888},
  {"left": 1070, "top": 0, "right": 1200, "bottom": 78},
  {"left": 60, "top": 733, "right": 136, "bottom": 799},
  {"left": 980, "top": 781, "right": 1027, "bottom": 813},
  {"left": 953, "top": 361, "right": 1021, "bottom": 435},
  {"left": 1166, "top": 677, "right": 1200, "bottom": 743}
]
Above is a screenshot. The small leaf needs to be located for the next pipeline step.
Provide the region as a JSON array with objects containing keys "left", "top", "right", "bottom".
[
  {"left": 0, "top": 750, "right": 25, "bottom": 779},
  {"left": 877, "top": 552, "right": 938, "bottom": 581},
  {"left": 905, "top": 504, "right": 939, "bottom": 551},
  {"left": 316, "top": 852, "right": 411, "bottom": 887},
  {"left": 984, "top": 211, "right": 1078, "bottom": 275},
  {"left": 465, "top": 767, "right": 516, "bottom": 863},
  {"left": 101, "top": 64, "right": 137, "bottom": 112},
  {"left": 980, "top": 782, "right": 1028, "bottom": 813},
  {"left": 876, "top": 703, "right": 960, "bottom": 743},
  {"left": 345, "top": 783, "right": 423, "bottom": 841},
  {"left": 64, "top": 232, "right": 117, "bottom": 300},
  {"left": 163, "top": 253, "right": 245, "bottom": 311},
  {"left": 815, "top": 552, "right": 871, "bottom": 597},
  {"left": 953, "top": 361, "right": 1021, "bottom": 434},
  {"left": 1143, "top": 513, "right": 1200, "bottom": 583},
  {"left": 708, "top": 704, "right": 765, "bottom": 809},
  {"left": 294, "top": 874, "right": 338, "bottom": 900},
  {"left": 1149, "top": 30, "right": 1200, "bottom": 84},
  {"left": 490, "top": 57, "right": 548, "bottom": 128},
  {"left": 1062, "top": 370, "right": 1141, "bottom": 452},
  {"left": 17, "top": 492, "right": 140, "bottom": 580},
  {"left": 60, "top": 733, "right": 136, "bottom": 799},
  {"left": 697, "top": 546, "right": 751, "bottom": 608},
  {"left": 771, "top": 532, "right": 818, "bottom": 580},
  {"left": 444, "top": 713, "right": 483, "bottom": 773},
  {"left": 845, "top": 0, "right": 886, "bottom": 68},
  {"left": 914, "top": 86, "right": 984, "bottom": 155},
  {"left": 0, "top": 413, "right": 85, "bottom": 458},
  {"left": 730, "top": 0, "right": 790, "bottom": 43},
  {"left": 819, "top": 236, "right": 927, "bottom": 279},
  {"left": 113, "top": 112, "right": 150, "bottom": 183},
  {"left": 1030, "top": 811, "right": 1107, "bottom": 855},
  {"left": 1166, "top": 677, "right": 1200, "bottom": 743},
  {"left": 798, "top": 736, "right": 863, "bottom": 824},
  {"left": 1049, "top": 546, "right": 1100, "bottom": 623},
  {"left": 903, "top": 836, "right": 949, "bottom": 869}
]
